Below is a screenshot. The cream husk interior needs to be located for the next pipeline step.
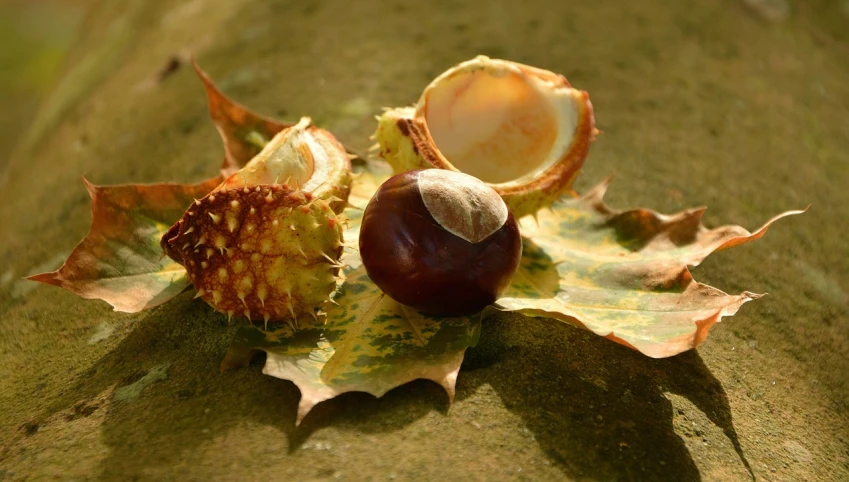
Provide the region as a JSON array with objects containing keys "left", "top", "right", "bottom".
[
  {"left": 218, "top": 117, "right": 317, "bottom": 191},
  {"left": 419, "top": 58, "right": 580, "bottom": 185}
]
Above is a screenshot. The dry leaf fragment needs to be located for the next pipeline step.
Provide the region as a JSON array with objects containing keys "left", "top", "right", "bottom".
[
  {"left": 192, "top": 60, "right": 294, "bottom": 177},
  {"left": 193, "top": 60, "right": 363, "bottom": 177},
  {"left": 29, "top": 176, "right": 223, "bottom": 312}
]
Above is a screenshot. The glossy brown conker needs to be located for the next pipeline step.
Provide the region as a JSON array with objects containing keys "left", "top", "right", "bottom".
[{"left": 359, "top": 169, "right": 522, "bottom": 316}]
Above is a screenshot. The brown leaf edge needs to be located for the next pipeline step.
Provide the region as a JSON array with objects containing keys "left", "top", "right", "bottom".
[
  {"left": 193, "top": 59, "right": 366, "bottom": 177},
  {"left": 192, "top": 59, "right": 294, "bottom": 177},
  {"left": 28, "top": 176, "right": 223, "bottom": 312},
  {"left": 492, "top": 179, "right": 808, "bottom": 358}
]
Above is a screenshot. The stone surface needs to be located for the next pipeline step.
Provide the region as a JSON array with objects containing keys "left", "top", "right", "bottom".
[{"left": 1, "top": 0, "right": 847, "bottom": 480}]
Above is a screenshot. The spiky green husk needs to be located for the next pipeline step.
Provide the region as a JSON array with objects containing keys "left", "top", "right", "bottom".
[{"left": 162, "top": 184, "right": 344, "bottom": 327}]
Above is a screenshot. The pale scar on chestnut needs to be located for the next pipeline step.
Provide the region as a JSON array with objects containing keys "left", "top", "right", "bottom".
[{"left": 417, "top": 169, "right": 508, "bottom": 244}]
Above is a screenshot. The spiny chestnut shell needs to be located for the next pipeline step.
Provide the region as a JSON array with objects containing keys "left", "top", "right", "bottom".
[
  {"left": 162, "top": 184, "right": 343, "bottom": 324},
  {"left": 359, "top": 169, "right": 522, "bottom": 316},
  {"left": 161, "top": 117, "right": 351, "bottom": 325}
]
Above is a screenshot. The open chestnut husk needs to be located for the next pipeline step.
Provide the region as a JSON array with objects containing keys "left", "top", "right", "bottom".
[
  {"left": 359, "top": 169, "right": 522, "bottom": 316},
  {"left": 375, "top": 56, "right": 597, "bottom": 220}
]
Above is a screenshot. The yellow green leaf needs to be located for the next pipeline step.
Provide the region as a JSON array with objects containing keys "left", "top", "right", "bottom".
[
  {"left": 493, "top": 179, "right": 806, "bottom": 358},
  {"left": 222, "top": 267, "right": 480, "bottom": 424}
]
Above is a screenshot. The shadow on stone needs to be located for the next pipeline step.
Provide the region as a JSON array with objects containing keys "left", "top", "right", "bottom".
[
  {"left": 23, "top": 293, "right": 444, "bottom": 478},
  {"left": 287, "top": 379, "right": 452, "bottom": 453},
  {"left": 458, "top": 312, "right": 752, "bottom": 481}
]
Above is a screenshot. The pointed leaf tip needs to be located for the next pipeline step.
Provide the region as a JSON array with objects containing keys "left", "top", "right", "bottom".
[
  {"left": 26, "top": 271, "right": 60, "bottom": 286},
  {"left": 715, "top": 207, "right": 808, "bottom": 252},
  {"left": 296, "top": 401, "right": 313, "bottom": 426},
  {"left": 580, "top": 175, "right": 613, "bottom": 212},
  {"left": 80, "top": 176, "right": 98, "bottom": 197}
]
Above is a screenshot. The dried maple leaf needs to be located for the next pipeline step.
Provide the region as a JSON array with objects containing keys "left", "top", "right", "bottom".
[
  {"left": 492, "top": 179, "right": 806, "bottom": 358},
  {"left": 28, "top": 177, "right": 222, "bottom": 312}
]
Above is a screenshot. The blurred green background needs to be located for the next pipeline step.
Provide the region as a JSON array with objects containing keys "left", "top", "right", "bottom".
[{"left": 0, "top": 0, "right": 86, "bottom": 170}]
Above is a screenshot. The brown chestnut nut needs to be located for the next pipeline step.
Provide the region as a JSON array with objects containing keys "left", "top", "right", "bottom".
[{"left": 359, "top": 169, "right": 522, "bottom": 316}]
